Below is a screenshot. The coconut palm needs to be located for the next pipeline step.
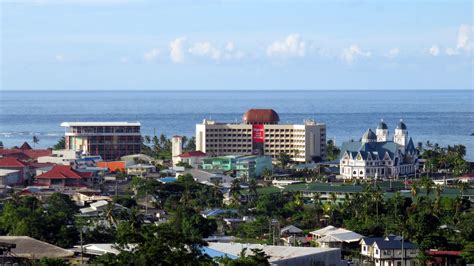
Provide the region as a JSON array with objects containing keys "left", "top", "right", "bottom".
[
  {"left": 32, "top": 135, "right": 40, "bottom": 147},
  {"left": 411, "top": 183, "right": 418, "bottom": 198},
  {"left": 229, "top": 178, "right": 241, "bottom": 206},
  {"left": 248, "top": 179, "right": 259, "bottom": 205}
]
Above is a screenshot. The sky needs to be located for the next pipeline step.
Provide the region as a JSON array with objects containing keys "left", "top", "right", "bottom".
[{"left": 0, "top": 0, "right": 473, "bottom": 90}]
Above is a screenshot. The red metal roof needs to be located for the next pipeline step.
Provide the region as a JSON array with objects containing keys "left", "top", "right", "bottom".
[
  {"left": 178, "top": 151, "right": 207, "bottom": 158},
  {"left": 0, "top": 148, "right": 51, "bottom": 160},
  {"left": 242, "top": 109, "right": 280, "bottom": 124},
  {"left": 35, "top": 165, "right": 85, "bottom": 179},
  {"left": 19, "top": 142, "right": 32, "bottom": 150},
  {"left": 425, "top": 250, "right": 462, "bottom": 256},
  {"left": 0, "top": 157, "right": 27, "bottom": 168}
]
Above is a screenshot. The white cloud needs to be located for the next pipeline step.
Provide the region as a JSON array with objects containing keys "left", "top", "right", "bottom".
[
  {"left": 429, "top": 45, "right": 440, "bottom": 56},
  {"left": 143, "top": 48, "right": 160, "bottom": 62},
  {"left": 445, "top": 47, "right": 458, "bottom": 56},
  {"left": 443, "top": 24, "right": 474, "bottom": 56},
  {"left": 341, "top": 45, "right": 371, "bottom": 63},
  {"left": 225, "top": 42, "right": 235, "bottom": 52},
  {"left": 223, "top": 41, "right": 244, "bottom": 60},
  {"left": 384, "top": 48, "right": 400, "bottom": 59},
  {"left": 55, "top": 54, "right": 65, "bottom": 62},
  {"left": 188, "top": 42, "right": 221, "bottom": 61},
  {"left": 456, "top": 24, "right": 473, "bottom": 51},
  {"left": 169, "top": 37, "right": 186, "bottom": 63},
  {"left": 266, "top": 33, "right": 306, "bottom": 58}
]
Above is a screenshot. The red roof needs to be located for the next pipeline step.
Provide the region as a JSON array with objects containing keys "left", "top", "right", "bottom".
[
  {"left": 425, "top": 250, "right": 462, "bottom": 256},
  {"left": 25, "top": 162, "right": 55, "bottom": 169},
  {"left": 35, "top": 165, "right": 85, "bottom": 179},
  {"left": 0, "top": 157, "right": 27, "bottom": 168},
  {"left": 242, "top": 109, "right": 280, "bottom": 124},
  {"left": 0, "top": 148, "right": 51, "bottom": 160},
  {"left": 22, "top": 149, "right": 52, "bottom": 159},
  {"left": 20, "top": 142, "right": 32, "bottom": 150},
  {"left": 178, "top": 151, "right": 207, "bottom": 158}
]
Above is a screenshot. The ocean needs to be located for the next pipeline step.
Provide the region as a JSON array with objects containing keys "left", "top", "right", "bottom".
[{"left": 1, "top": 90, "right": 473, "bottom": 160}]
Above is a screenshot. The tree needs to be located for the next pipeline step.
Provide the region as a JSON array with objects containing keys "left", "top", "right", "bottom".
[
  {"left": 229, "top": 178, "right": 242, "bottom": 206},
  {"left": 218, "top": 248, "right": 270, "bottom": 266},
  {"left": 0, "top": 140, "right": 4, "bottom": 148},
  {"left": 248, "top": 179, "right": 259, "bottom": 205},
  {"left": 326, "top": 139, "right": 341, "bottom": 161},
  {"left": 184, "top": 136, "right": 196, "bottom": 151},
  {"left": 32, "top": 135, "right": 40, "bottom": 147},
  {"left": 103, "top": 223, "right": 213, "bottom": 265},
  {"left": 277, "top": 152, "right": 291, "bottom": 169},
  {"left": 462, "top": 242, "right": 474, "bottom": 264},
  {"left": 52, "top": 137, "right": 66, "bottom": 150}
]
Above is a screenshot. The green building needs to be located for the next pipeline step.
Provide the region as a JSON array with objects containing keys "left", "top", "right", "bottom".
[{"left": 201, "top": 155, "right": 272, "bottom": 178}]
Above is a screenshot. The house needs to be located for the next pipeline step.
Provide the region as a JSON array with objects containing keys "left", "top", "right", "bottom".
[
  {"left": 280, "top": 225, "right": 306, "bottom": 246},
  {"left": 0, "top": 157, "right": 30, "bottom": 184},
  {"left": 176, "top": 151, "right": 208, "bottom": 168},
  {"left": 69, "top": 190, "right": 112, "bottom": 206},
  {"left": 0, "top": 236, "right": 73, "bottom": 263},
  {"left": 310, "top": 225, "right": 364, "bottom": 249},
  {"left": 360, "top": 235, "right": 418, "bottom": 266},
  {"left": 78, "top": 200, "right": 127, "bottom": 218},
  {"left": 0, "top": 143, "right": 52, "bottom": 161},
  {"left": 33, "top": 165, "right": 94, "bottom": 189},
  {"left": 0, "top": 169, "right": 20, "bottom": 186},
  {"left": 126, "top": 163, "right": 156, "bottom": 177},
  {"left": 37, "top": 149, "right": 79, "bottom": 165}
]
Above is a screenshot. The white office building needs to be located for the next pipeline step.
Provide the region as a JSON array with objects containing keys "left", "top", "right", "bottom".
[{"left": 196, "top": 109, "right": 326, "bottom": 163}]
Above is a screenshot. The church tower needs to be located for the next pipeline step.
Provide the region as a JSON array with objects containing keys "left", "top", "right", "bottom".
[
  {"left": 376, "top": 119, "right": 389, "bottom": 142},
  {"left": 394, "top": 119, "right": 408, "bottom": 147}
]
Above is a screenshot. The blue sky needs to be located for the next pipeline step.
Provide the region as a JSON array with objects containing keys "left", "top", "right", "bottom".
[{"left": 1, "top": 0, "right": 473, "bottom": 90}]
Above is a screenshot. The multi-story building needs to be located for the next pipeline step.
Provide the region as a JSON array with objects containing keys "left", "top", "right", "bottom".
[
  {"left": 360, "top": 235, "right": 418, "bottom": 266},
  {"left": 61, "top": 122, "right": 141, "bottom": 161},
  {"left": 339, "top": 120, "right": 418, "bottom": 179},
  {"left": 196, "top": 109, "right": 326, "bottom": 163},
  {"left": 201, "top": 155, "right": 272, "bottom": 178}
]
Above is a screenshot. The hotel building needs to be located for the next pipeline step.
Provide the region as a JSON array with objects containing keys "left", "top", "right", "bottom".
[
  {"left": 196, "top": 109, "right": 326, "bottom": 163},
  {"left": 61, "top": 122, "right": 141, "bottom": 161}
]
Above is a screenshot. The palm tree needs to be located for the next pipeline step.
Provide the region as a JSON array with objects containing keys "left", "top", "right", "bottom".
[
  {"left": 261, "top": 168, "right": 272, "bottom": 181},
  {"left": 313, "top": 192, "right": 322, "bottom": 207},
  {"left": 248, "top": 179, "right": 259, "bottom": 205},
  {"left": 372, "top": 188, "right": 383, "bottom": 220},
  {"left": 229, "top": 178, "right": 241, "bottom": 206},
  {"left": 434, "top": 184, "right": 444, "bottom": 214},
  {"left": 420, "top": 176, "right": 434, "bottom": 196},
  {"left": 104, "top": 202, "right": 118, "bottom": 228},
  {"left": 144, "top": 135, "right": 151, "bottom": 145},
  {"left": 457, "top": 181, "right": 468, "bottom": 197},
  {"left": 32, "top": 135, "right": 40, "bottom": 147},
  {"left": 410, "top": 183, "right": 418, "bottom": 198}
]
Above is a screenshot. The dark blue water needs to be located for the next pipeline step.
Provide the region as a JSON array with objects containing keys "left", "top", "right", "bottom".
[{"left": 1, "top": 90, "right": 473, "bottom": 160}]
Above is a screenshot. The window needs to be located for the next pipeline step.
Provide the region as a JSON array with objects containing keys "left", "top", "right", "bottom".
[{"left": 375, "top": 249, "right": 379, "bottom": 254}]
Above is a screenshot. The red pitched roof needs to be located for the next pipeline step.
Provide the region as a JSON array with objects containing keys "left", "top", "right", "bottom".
[
  {"left": 20, "top": 142, "right": 32, "bottom": 150},
  {"left": 0, "top": 148, "right": 51, "bottom": 160},
  {"left": 0, "top": 157, "right": 27, "bottom": 168},
  {"left": 35, "top": 165, "right": 84, "bottom": 179},
  {"left": 25, "top": 162, "right": 55, "bottom": 169},
  {"left": 22, "top": 149, "right": 52, "bottom": 159},
  {"left": 178, "top": 151, "right": 207, "bottom": 158}
]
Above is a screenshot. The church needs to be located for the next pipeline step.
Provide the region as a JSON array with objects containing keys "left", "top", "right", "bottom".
[{"left": 339, "top": 120, "right": 419, "bottom": 180}]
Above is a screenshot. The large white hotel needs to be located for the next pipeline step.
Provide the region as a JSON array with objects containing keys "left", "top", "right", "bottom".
[{"left": 196, "top": 109, "right": 326, "bottom": 163}]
